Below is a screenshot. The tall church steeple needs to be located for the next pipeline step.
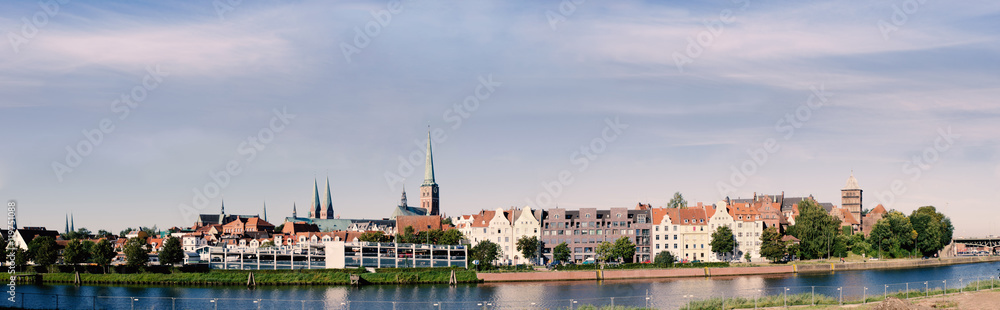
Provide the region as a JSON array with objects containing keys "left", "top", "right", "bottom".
[
  {"left": 219, "top": 198, "right": 227, "bottom": 225},
  {"left": 419, "top": 130, "right": 440, "bottom": 215},
  {"left": 322, "top": 176, "right": 335, "bottom": 219},
  {"left": 65, "top": 214, "right": 70, "bottom": 234},
  {"left": 292, "top": 202, "right": 298, "bottom": 218},
  {"left": 399, "top": 186, "right": 408, "bottom": 207},
  {"left": 311, "top": 179, "right": 322, "bottom": 219},
  {"left": 262, "top": 201, "right": 268, "bottom": 222},
  {"left": 70, "top": 213, "right": 74, "bottom": 232}
]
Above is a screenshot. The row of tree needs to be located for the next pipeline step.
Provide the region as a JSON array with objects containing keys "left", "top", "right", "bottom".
[
  {"left": 703, "top": 200, "right": 955, "bottom": 262},
  {"left": 10, "top": 235, "right": 185, "bottom": 273}
]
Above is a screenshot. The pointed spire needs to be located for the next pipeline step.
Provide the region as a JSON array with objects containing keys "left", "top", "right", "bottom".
[
  {"left": 422, "top": 129, "right": 436, "bottom": 186},
  {"left": 399, "top": 185, "right": 408, "bottom": 207},
  {"left": 292, "top": 202, "right": 298, "bottom": 218},
  {"left": 324, "top": 176, "right": 335, "bottom": 219},
  {"left": 262, "top": 201, "right": 268, "bottom": 222},
  {"left": 219, "top": 198, "right": 226, "bottom": 225},
  {"left": 70, "top": 213, "right": 75, "bottom": 232},
  {"left": 65, "top": 214, "right": 69, "bottom": 234},
  {"left": 312, "top": 178, "right": 321, "bottom": 219}
]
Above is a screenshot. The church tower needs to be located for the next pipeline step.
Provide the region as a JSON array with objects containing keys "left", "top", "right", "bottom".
[
  {"left": 321, "top": 176, "right": 335, "bottom": 219},
  {"left": 311, "top": 179, "right": 322, "bottom": 219},
  {"left": 419, "top": 130, "right": 440, "bottom": 216},
  {"left": 842, "top": 172, "right": 863, "bottom": 223}
]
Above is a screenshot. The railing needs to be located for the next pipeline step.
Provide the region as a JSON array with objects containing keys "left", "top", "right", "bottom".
[{"left": 12, "top": 275, "right": 1000, "bottom": 309}]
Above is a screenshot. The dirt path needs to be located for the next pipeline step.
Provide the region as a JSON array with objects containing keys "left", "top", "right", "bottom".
[{"left": 751, "top": 289, "right": 1000, "bottom": 309}]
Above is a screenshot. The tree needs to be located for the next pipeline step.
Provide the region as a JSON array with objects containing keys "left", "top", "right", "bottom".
[
  {"left": 595, "top": 241, "right": 614, "bottom": 264},
  {"left": 260, "top": 240, "right": 275, "bottom": 248},
  {"left": 441, "top": 217, "right": 454, "bottom": 226},
  {"left": 516, "top": 236, "right": 539, "bottom": 264},
  {"left": 668, "top": 192, "right": 688, "bottom": 208},
  {"left": 909, "top": 206, "right": 954, "bottom": 257},
  {"left": 710, "top": 226, "right": 735, "bottom": 260},
  {"left": 654, "top": 250, "right": 675, "bottom": 267},
  {"left": 63, "top": 239, "right": 89, "bottom": 266},
  {"left": 869, "top": 210, "right": 915, "bottom": 258},
  {"left": 274, "top": 224, "right": 284, "bottom": 233},
  {"left": 833, "top": 234, "right": 849, "bottom": 258},
  {"left": 11, "top": 248, "right": 29, "bottom": 272},
  {"left": 611, "top": 237, "right": 636, "bottom": 263},
  {"left": 27, "top": 236, "right": 59, "bottom": 268},
  {"left": 359, "top": 231, "right": 392, "bottom": 243},
  {"left": 552, "top": 242, "right": 571, "bottom": 264},
  {"left": 76, "top": 228, "right": 92, "bottom": 238},
  {"left": 396, "top": 226, "right": 417, "bottom": 244},
  {"left": 158, "top": 237, "right": 184, "bottom": 267},
  {"left": 787, "top": 200, "right": 841, "bottom": 259},
  {"left": 124, "top": 237, "right": 150, "bottom": 268},
  {"left": 470, "top": 240, "right": 502, "bottom": 269},
  {"left": 744, "top": 252, "right": 752, "bottom": 262},
  {"left": 759, "top": 227, "right": 786, "bottom": 263},
  {"left": 92, "top": 239, "right": 116, "bottom": 273},
  {"left": 439, "top": 229, "right": 464, "bottom": 245}
]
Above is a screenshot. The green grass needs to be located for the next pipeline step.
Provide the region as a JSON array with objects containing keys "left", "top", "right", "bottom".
[
  {"left": 35, "top": 268, "right": 479, "bottom": 286},
  {"left": 681, "top": 278, "right": 1000, "bottom": 309}
]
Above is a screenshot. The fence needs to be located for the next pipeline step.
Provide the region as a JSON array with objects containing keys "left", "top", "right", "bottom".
[{"left": 11, "top": 276, "right": 1000, "bottom": 310}]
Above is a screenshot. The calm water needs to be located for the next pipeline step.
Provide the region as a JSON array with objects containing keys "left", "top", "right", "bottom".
[{"left": 13, "top": 261, "right": 1000, "bottom": 309}]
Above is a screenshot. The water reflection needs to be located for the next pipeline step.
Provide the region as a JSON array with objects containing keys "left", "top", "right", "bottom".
[{"left": 16, "top": 261, "right": 1000, "bottom": 309}]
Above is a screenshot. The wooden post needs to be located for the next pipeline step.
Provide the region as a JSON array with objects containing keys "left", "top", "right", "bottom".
[
  {"left": 247, "top": 272, "right": 256, "bottom": 287},
  {"left": 449, "top": 270, "right": 457, "bottom": 285}
]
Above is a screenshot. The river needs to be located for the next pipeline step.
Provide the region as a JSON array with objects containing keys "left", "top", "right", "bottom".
[{"left": 12, "top": 261, "right": 1000, "bottom": 309}]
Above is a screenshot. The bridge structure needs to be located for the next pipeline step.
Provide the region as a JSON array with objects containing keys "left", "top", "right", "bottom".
[{"left": 952, "top": 237, "right": 1000, "bottom": 255}]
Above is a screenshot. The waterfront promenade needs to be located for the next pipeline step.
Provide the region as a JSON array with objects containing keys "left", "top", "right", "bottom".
[{"left": 477, "top": 256, "right": 1000, "bottom": 282}]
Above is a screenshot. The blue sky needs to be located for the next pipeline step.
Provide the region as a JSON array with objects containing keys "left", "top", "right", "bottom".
[{"left": 1, "top": 0, "right": 999, "bottom": 237}]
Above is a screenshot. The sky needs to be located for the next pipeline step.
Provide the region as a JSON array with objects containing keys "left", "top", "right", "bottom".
[{"left": 1, "top": 0, "right": 998, "bottom": 237}]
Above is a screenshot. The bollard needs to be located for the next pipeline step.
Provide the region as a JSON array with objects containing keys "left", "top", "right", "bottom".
[{"left": 811, "top": 286, "right": 815, "bottom": 305}]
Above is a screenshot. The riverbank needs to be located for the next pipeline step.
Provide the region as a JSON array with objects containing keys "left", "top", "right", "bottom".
[
  {"left": 685, "top": 281, "right": 1000, "bottom": 309},
  {"left": 477, "top": 256, "right": 1000, "bottom": 282},
  {"left": 26, "top": 268, "right": 479, "bottom": 286}
]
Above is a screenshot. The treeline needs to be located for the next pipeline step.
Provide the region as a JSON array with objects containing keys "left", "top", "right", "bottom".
[{"left": 783, "top": 201, "right": 953, "bottom": 260}]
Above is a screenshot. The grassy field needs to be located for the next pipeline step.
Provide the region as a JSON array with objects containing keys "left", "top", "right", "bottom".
[{"left": 34, "top": 268, "right": 479, "bottom": 286}]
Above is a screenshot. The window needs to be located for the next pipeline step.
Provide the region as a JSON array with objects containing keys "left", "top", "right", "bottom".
[
  {"left": 656, "top": 244, "right": 660, "bottom": 249},
  {"left": 684, "top": 219, "right": 689, "bottom": 223},
  {"left": 673, "top": 235, "right": 678, "bottom": 240},
  {"left": 617, "top": 214, "right": 622, "bottom": 218},
  {"left": 673, "top": 244, "right": 677, "bottom": 249},
  {"left": 555, "top": 215, "right": 560, "bottom": 219},
  {"left": 655, "top": 226, "right": 659, "bottom": 231},
  {"left": 655, "top": 235, "right": 660, "bottom": 240}
]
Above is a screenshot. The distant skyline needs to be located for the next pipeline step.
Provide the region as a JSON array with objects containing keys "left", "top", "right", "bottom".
[{"left": 1, "top": 1, "right": 999, "bottom": 237}]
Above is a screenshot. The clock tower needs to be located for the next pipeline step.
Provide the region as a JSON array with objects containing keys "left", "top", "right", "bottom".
[{"left": 420, "top": 130, "right": 440, "bottom": 216}]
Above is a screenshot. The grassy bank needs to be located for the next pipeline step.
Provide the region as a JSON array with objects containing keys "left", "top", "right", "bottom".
[
  {"left": 34, "top": 268, "right": 479, "bottom": 286},
  {"left": 680, "top": 278, "right": 1000, "bottom": 309}
]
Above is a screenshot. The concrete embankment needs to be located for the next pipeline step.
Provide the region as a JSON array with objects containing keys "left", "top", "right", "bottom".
[
  {"left": 795, "top": 255, "right": 1000, "bottom": 273},
  {"left": 476, "top": 256, "right": 1000, "bottom": 282}
]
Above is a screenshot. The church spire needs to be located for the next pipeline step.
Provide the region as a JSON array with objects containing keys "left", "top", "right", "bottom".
[
  {"left": 292, "top": 202, "right": 298, "bottom": 218},
  {"left": 324, "top": 176, "right": 335, "bottom": 219},
  {"left": 399, "top": 186, "right": 408, "bottom": 207},
  {"left": 422, "top": 129, "right": 436, "bottom": 186},
  {"left": 312, "top": 178, "right": 321, "bottom": 218},
  {"left": 65, "top": 214, "right": 69, "bottom": 234},
  {"left": 219, "top": 198, "right": 226, "bottom": 225},
  {"left": 262, "top": 201, "right": 268, "bottom": 222},
  {"left": 70, "top": 213, "right": 74, "bottom": 232}
]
